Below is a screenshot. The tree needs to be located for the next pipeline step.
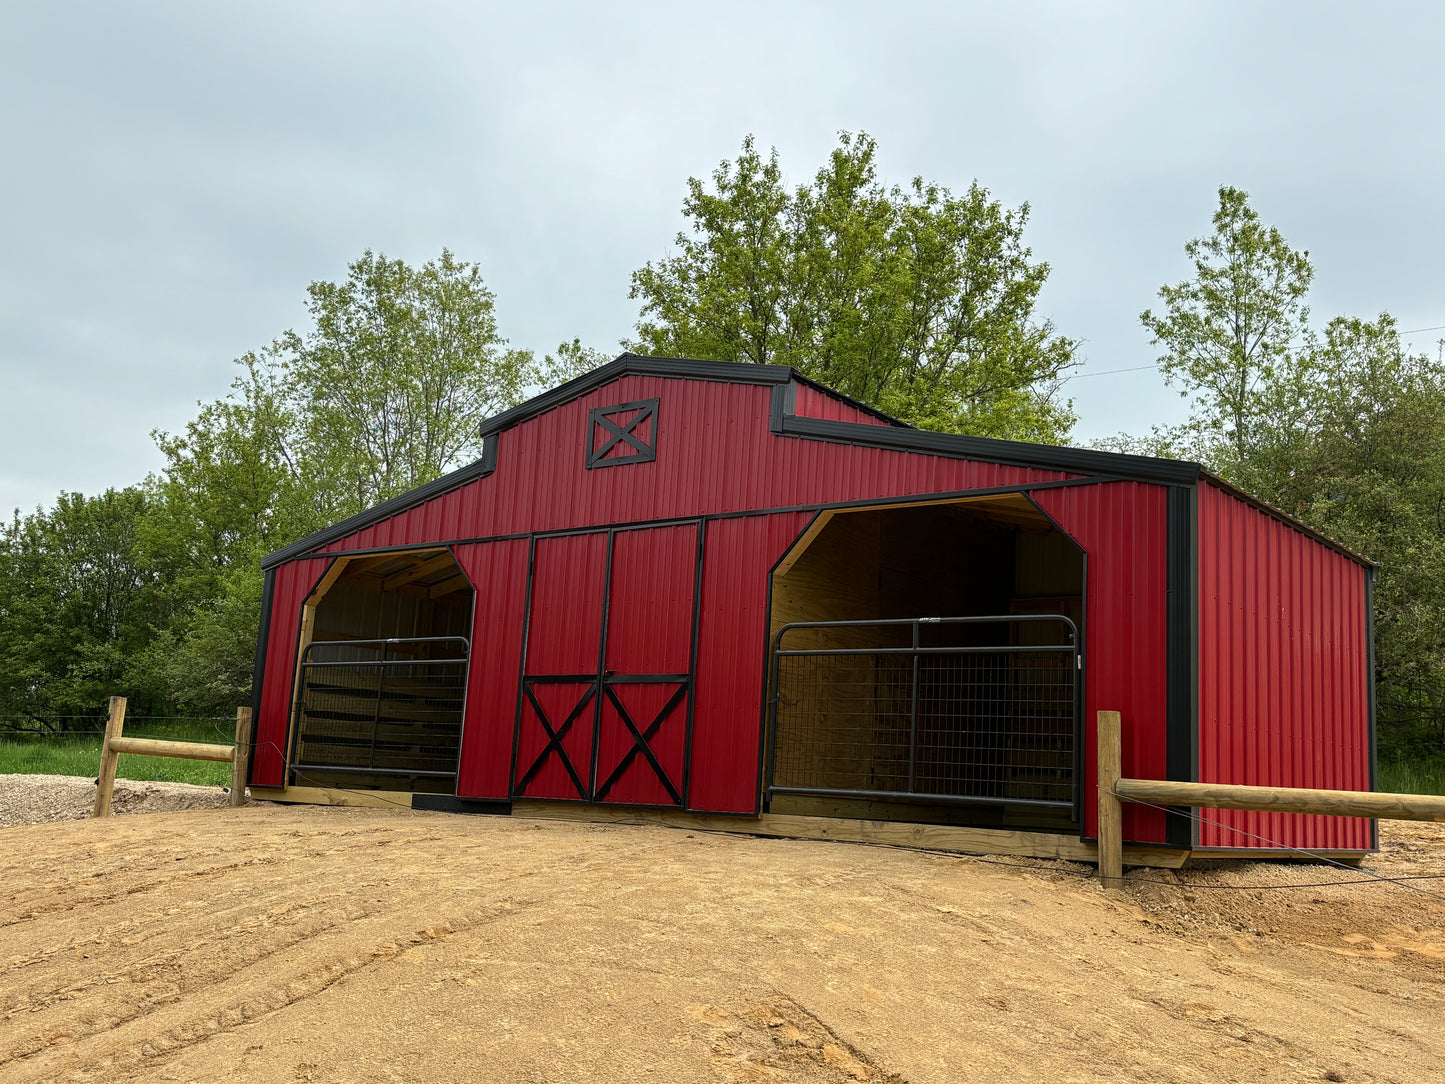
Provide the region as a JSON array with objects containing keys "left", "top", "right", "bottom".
[
  {"left": 293, "top": 249, "right": 534, "bottom": 517},
  {"left": 630, "top": 133, "right": 1078, "bottom": 440},
  {"left": 1140, "top": 186, "right": 1315, "bottom": 464},
  {"left": 0, "top": 489, "right": 167, "bottom": 727},
  {"left": 538, "top": 338, "right": 613, "bottom": 389},
  {"left": 142, "top": 249, "right": 538, "bottom": 713},
  {"left": 1139, "top": 189, "right": 1445, "bottom": 763}
]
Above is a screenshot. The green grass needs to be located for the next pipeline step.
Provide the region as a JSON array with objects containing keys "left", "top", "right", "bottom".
[
  {"left": 1377, "top": 757, "right": 1445, "bottom": 796},
  {"left": 0, "top": 719, "right": 234, "bottom": 787}
]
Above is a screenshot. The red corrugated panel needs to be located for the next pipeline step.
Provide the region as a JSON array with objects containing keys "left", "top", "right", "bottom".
[
  {"left": 251, "top": 556, "right": 332, "bottom": 787},
  {"left": 514, "top": 533, "right": 608, "bottom": 800},
  {"left": 792, "top": 383, "right": 894, "bottom": 426},
  {"left": 317, "top": 376, "right": 1072, "bottom": 553},
  {"left": 1031, "top": 483, "right": 1170, "bottom": 846},
  {"left": 688, "top": 511, "right": 814, "bottom": 813},
  {"left": 1198, "top": 482, "right": 1371, "bottom": 851},
  {"left": 452, "top": 538, "right": 530, "bottom": 799},
  {"left": 596, "top": 523, "right": 699, "bottom": 806}
]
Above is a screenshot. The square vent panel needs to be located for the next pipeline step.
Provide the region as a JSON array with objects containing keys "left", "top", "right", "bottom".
[{"left": 586, "top": 398, "right": 658, "bottom": 469}]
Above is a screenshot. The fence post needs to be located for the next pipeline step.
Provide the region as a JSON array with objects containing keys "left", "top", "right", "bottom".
[
  {"left": 92, "top": 696, "right": 127, "bottom": 818},
  {"left": 230, "top": 706, "right": 253, "bottom": 808},
  {"left": 1096, "top": 709, "right": 1124, "bottom": 888}
]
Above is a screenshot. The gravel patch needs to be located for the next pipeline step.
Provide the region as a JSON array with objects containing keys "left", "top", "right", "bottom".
[{"left": 0, "top": 772, "right": 236, "bottom": 827}]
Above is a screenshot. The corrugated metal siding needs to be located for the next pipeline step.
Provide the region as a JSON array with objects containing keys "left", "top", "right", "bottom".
[
  {"left": 452, "top": 538, "right": 530, "bottom": 799},
  {"left": 1197, "top": 482, "right": 1372, "bottom": 851},
  {"left": 251, "top": 556, "right": 332, "bottom": 788},
  {"left": 316, "top": 376, "right": 1072, "bottom": 553},
  {"left": 597, "top": 523, "right": 699, "bottom": 806},
  {"left": 792, "top": 383, "right": 894, "bottom": 426},
  {"left": 514, "top": 532, "right": 609, "bottom": 800},
  {"left": 689, "top": 512, "right": 814, "bottom": 813},
  {"left": 1031, "top": 483, "right": 1171, "bottom": 846}
]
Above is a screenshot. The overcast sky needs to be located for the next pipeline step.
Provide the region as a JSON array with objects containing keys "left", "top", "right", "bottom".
[{"left": 2, "top": 2, "right": 1442, "bottom": 515}]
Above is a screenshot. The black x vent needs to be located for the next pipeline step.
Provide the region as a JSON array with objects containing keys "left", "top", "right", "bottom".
[{"left": 586, "top": 398, "right": 659, "bottom": 469}]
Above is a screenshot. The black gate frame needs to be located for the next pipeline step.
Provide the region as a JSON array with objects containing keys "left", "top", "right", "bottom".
[
  {"left": 765, "top": 614, "right": 1083, "bottom": 822},
  {"left": 290, "top": 635, "right": 471, "bottom": 784}
]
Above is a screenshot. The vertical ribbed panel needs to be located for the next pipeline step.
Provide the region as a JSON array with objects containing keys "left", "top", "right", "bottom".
[
  {"left": 252, "top": 556, "right": 332, "bottom": 787},
  {"left": 514, "top": 533, "right": 609, "bottom": 801},
  {"left": 1197, "top": 483, "right": 1371, "bottom": 851},
  {"left": 792, "top": 383, "right": 894, "bottom": 426},
  {"left": 689, "top": 511, "right": 814, "bottom": 814},
  {"left": 314, "top": 376, "right": 1073, "bottom": 553},
  {"left": 452, "top": 538, "right": 530, "bottom": 799},
  {"left": 1031, "top": 483, "right": 1171, "bottom": 846},
  {"left": 596, "top": 523, "right": 700, "bottom": 807}
]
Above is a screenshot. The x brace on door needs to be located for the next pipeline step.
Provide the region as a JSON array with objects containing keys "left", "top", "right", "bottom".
[
  {"left": 514, "top": 676, "right": 596, "bottom": 798},
  {"left": 593, "top": 678, "right": 688, "bottom": 804}
]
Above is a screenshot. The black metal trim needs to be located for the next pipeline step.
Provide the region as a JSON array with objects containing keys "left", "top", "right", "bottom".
[
  {"left": 1366, "top": 566, "right": 1379, "bottom": 850},
  {"left": 1164, "top": 484, "right": 1198, "bottom": 849},
  {"left": 246, "top": 567, "right": 277, "bottom": 787},
  {"left": 682, "top": 519, "right": 706, "bottom": 808},
  {"left": 768, "top": 785, "right": 1072, "bottom": 811},
  {"left": 265, "top": 477, "right": 1112, "bottom": 570},
  {"left": 262, "top": 448, "right": 500, "bottom": 570},
  {"left": 775, "top": 414, "right": 1202, "bottom": 485},
  {"left": 412, "top": 794, "right": 512, "bottom": 815},
  {"left": 589, "top": 531, "right": 617, "bottom": 794},
  {"left": 769, "top": 383, "right": 787, "bottom": 433},
  {"left": 480, "top": 353, "right": 797, "bottom": 439},
  {"left": 585, "top": 398, "right": 659, "bottom": 469}
]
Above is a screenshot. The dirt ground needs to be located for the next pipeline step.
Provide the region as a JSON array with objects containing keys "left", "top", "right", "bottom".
[{"left": 1, "top": 778, "right": 1442, "bottom": 1083}]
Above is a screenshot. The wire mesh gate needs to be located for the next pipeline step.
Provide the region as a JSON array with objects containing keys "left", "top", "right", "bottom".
[
  {"left": 291, "top": 637, "right": 469, "bottom": 785},
  {"left": 767, "top": 616, "right": 1080, "bottom": 816}
]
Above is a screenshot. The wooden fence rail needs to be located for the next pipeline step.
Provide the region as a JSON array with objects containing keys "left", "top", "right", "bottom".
[
  {"left": 91, "top": 697, "right": 253, "bottom": 817},
  {"left": 1096, "top": 709, "right": 1445, "bottom": 887}
]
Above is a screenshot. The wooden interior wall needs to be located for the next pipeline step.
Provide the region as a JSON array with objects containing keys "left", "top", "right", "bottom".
[
  {"left": 313, "top": 579, "right": 472, "bottom": 643},
  {"left": 769, "top": 512, "right": 884, "bottom": 789}
]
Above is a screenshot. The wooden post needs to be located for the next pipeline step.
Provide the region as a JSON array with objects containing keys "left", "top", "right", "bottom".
[
  {"left": 92, "top": 696, "right": 127, "bottom": 818},
  {"left": 231, "top": 706, "right": 252, "bottom": 807},
  {"left": 1096, "top": 709, "right": 1124, "bottom": 888}
]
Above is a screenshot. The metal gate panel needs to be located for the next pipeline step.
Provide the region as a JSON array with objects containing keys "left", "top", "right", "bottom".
[
  {"left": 513, "top": 532, "right": 608, "bottom": 800},
  {"left": 768, "top": 615, "right": 1079, "bottom": 812}
]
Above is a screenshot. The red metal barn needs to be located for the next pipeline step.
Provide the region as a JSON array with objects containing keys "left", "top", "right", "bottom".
[{"left": 249, "top": 355, "right": 1376, "bottom": 859}]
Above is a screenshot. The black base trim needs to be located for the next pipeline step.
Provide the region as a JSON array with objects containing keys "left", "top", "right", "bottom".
[{"left": 412, "top": 795, "right": 513, "bottom": 815}]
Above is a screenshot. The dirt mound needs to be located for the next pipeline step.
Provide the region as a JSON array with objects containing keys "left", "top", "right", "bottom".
[
  {"left": 0, "top": 773, "right": 233, "bottom": 828},
  {"left": 1, "top": 805, "right": 1441, "bottom": 1082}
]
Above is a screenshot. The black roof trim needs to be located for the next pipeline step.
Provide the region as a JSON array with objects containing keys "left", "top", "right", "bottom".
[
  {"left": 775, "top": 414, "right": 1204, "bottom": 485},
  {"left": 478, "top": 353, "right": 794, "bottom": 438},
  {"left": 261, "top": 433, "right": 498, "bottom": 569}
]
